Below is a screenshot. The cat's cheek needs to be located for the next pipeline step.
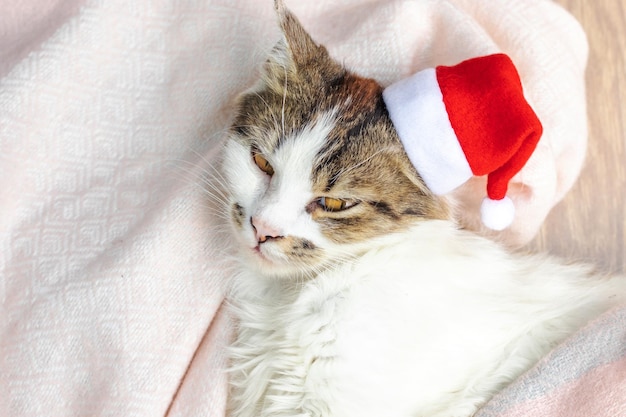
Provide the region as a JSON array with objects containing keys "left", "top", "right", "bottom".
[
  {"left": 228, "top": 205, "right": 258, "bottom": 249},
  {"left": 284, "top": 214, "right": 325, "bottom": 246},
  {"left": 222, "top": 139, "right": 265, "bottom": 200},
  {"left": 234, "top": 223, "right": 261, "bottom": 257},
  {"left": 230, "top": 203, "right": 247, "bottom": 230}
]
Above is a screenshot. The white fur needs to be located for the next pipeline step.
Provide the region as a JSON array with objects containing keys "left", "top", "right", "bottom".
[
  {"left": 229, "top": 221, "right": 625, "bottom": 417},
  {"left": 224, "top": 113, "right": 626, "bottom": 417}
]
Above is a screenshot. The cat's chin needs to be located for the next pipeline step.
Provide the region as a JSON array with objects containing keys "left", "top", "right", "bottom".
[{"left": 238, "top": 243, "right": 325, "bottom": 280}]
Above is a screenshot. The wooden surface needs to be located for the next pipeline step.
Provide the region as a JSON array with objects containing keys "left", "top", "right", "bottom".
[{"left": 529, "top": 0, "right": 626, "bottom": 273}]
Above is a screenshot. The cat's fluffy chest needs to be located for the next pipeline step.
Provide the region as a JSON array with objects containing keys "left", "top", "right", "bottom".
[{"left": 228, "top": 221, "right": 619, "bottom": 417}]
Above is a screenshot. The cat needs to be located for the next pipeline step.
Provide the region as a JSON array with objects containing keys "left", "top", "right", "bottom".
[{"left": 219, "top": 1, "right": 626, "bottom": 416}]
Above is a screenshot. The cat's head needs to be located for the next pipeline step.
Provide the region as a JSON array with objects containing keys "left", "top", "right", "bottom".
[{"left": 222, "top": 0, "right": 450, "bottom": 278}]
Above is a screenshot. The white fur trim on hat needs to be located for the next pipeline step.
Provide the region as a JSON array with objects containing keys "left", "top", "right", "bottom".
[{"left": 383, "top": 68, "right": 473, "bottom": 195}]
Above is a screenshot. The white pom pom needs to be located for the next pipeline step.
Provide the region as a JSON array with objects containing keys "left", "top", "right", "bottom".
[{"left": 480, "top": 196, "right": 515, "bottom": 231}]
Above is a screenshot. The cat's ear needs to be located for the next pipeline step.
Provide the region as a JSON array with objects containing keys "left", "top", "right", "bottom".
[
  {"left": 266, "top": 0, "right": 343, "bottom": 83},
  {"left": 273, "top": 0, "right": 318, "bottom": 69}
]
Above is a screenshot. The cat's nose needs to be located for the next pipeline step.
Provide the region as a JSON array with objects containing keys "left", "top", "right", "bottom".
[{"left": 251, "top": 216, "right": 283, "bottom": 244}]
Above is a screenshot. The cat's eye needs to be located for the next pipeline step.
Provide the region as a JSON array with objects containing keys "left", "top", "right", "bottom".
[
  {"left": 318, "top": 197, "right": 358, "bottom": 212},
  {"left": 252, "top": 152, "right": 274, "bottom": 176}
]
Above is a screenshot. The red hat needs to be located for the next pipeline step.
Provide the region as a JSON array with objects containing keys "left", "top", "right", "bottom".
[{"left": 382, "top": 53, "right": 543, "bottom": 230}]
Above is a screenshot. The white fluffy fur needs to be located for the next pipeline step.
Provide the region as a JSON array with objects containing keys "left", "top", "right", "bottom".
[
  {"left": 228, "top": 221, "right": 625, "bottom": 417},
  {"left": 224, "top": 115, "right": 626, "bottom": 417}
]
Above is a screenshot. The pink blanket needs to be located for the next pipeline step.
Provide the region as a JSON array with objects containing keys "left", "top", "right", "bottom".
[
  {"left": 2, "top": 0, "right": 621, "bottom": 416},
  {"left": 477, "top": 306, "right": 626, "bottom": 417}
]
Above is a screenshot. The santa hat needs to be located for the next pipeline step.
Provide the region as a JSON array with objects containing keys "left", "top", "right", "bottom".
[{"left": 382, "top": 53, "right": 543, "bottom": 230}]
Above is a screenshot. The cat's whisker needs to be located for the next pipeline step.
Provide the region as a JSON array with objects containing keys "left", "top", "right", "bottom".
[
  {"left": 166, "top": 159, "right": 233, "bottom": 215},
  {"left": 179, "top": 147, "right": 232, "bottom": 195},
  {"left": 200, "top": 193, "right": 229, "bottom": 211},
  {"left": 198, "top": 170, "right": 231, "bottom": 203},
  {"left": 168, "top": 161, "right": 230, "bottom": 204},
  {"left": 281, "top": 63, "right": 288, "bottom": 138},
  {"left": 200, "top": 187, "right": 231, "bottom": 213},
  {"left": 168, "top": 159, "right": 216, "bottom": 187}
]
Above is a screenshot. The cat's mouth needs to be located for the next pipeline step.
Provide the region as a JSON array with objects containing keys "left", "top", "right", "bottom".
[
  {"left": 244, "top": 235, "right": 325, "bottom": 277},
  {"left": 247, "top": 237, "right": 290, "bottom": 269},
  {"left": 252, "top": 244, "right": 275, "bottom": 264}
]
